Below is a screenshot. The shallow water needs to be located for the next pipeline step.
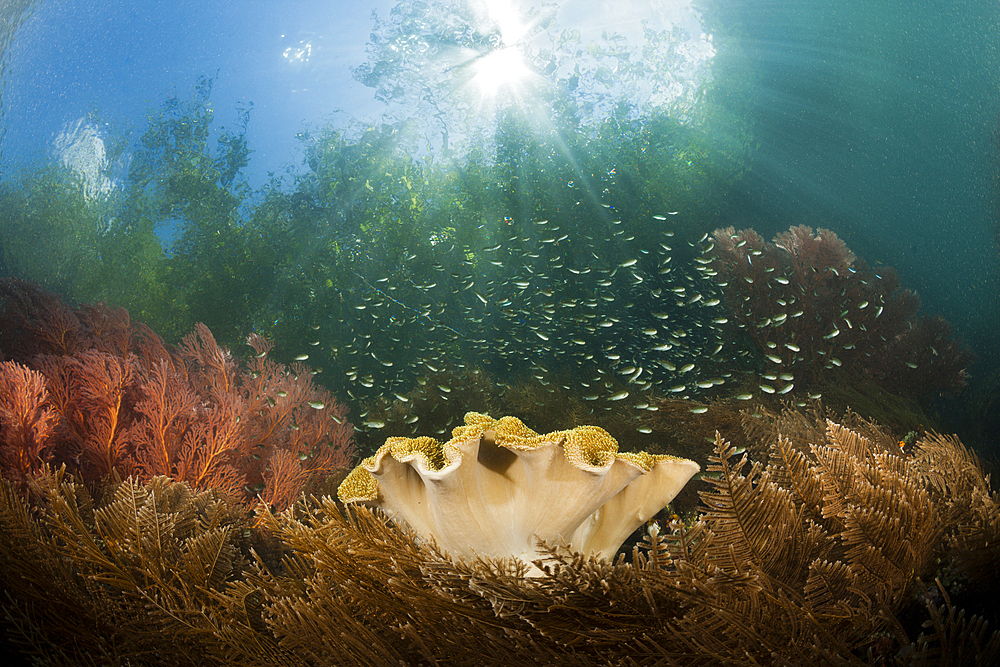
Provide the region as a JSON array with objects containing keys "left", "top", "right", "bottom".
[{"left": 1, "top": 0, "right": 997, "bottom": 452}]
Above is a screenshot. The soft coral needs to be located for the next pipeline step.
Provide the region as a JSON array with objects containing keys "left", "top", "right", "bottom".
[{"left": 0, "top": 279, "right": 355, "bottom": 509}]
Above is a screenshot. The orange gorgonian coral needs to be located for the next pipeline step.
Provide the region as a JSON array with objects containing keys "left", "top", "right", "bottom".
[{"left": 0, "top": 279, "right": 355, "bottom": 510}]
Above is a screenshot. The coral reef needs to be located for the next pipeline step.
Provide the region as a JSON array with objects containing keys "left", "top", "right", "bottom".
[
  {"left": 708, "top": 225, "right": 972, "bottom": 400},
  {"left": 0, "top": 279, "right": 355, "bottom": 510},
  {"left": 338, "top": 412, "right": 700, "bottom": 570},
  {"left": 1, "top": 408, "right": 997, "bottom": 665}
]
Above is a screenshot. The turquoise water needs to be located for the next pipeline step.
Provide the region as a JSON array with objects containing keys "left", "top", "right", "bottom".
[
  {"left": 0, "top": 0, "right": 997, "bottom": 452},
  {"left": 720, "top": 1, "right": 999, "bottom": 354}
]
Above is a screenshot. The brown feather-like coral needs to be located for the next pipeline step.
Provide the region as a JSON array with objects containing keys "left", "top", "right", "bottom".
[{"left": 1, "top": 408, "right": 997, "bottom": 666}]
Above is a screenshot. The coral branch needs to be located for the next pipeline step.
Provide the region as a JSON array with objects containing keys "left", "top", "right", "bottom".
[
  {"left": 179, "top": 323, "right": 236, "bottom": 403},
  {"left": 128, "top": 360, "right": 198, "bottom": 478},
  {"left": 176, "top": 394, "right": 247, "bottom": 499},
  {"left": 70, "top": 350, "right": 136, "bottom": 479},
  {"left": 0, "top": 361, "right": 59, "bottom": 480}
]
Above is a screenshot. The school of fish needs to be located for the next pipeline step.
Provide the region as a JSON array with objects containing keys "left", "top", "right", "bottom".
[{"left": 297, "top": 212, "right": 840, "bottom": 435}]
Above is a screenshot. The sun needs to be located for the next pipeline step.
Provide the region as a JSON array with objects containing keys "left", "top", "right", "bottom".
[
  {"left": 470, "top": 46, "right": 532, "bottom": 98},
  {"left": 465, "top": 0, "right": 536, "bottom": 100}
]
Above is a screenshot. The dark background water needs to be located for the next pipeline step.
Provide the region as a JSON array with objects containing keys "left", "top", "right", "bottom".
[
  {"left": 714, "top": 0, "right": 999, "bottom": 383},
  {"left": 707, "top": 0, "right": 1000, "bottom": 449}
]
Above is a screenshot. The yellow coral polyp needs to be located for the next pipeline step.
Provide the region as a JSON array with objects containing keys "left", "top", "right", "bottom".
[{"left": 338, "top": 412, "right": 700, "bottom": 574}]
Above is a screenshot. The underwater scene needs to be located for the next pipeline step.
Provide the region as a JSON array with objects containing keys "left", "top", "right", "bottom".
[{"left": 0, "top": 0, "right": 998, "bottom": 664}]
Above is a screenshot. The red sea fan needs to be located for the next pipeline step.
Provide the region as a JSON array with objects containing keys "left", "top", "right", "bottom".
[
  {"left": 285, "top": 380, "right": 354, "bottom": 475},
  {"left": 0, "top": 279, "right": 144, "bottom": 360},
  {"left": 0, "top": 281, "right": 356, "bottom": 510},
  {"left": 32, "top": 350, "right": 138, "bottom": 480},
  {"left": 242, "top": 333, "right": 354, "bottom": 473},
  {"left": 0, "top": 280, "right": 86, "bottom": 357},
  {"left": 174, "top": 391, "right": 248, "bottom": 499},
  {"left": 68, "top": 350, "right": 137, "bottom": 479},
  {"left": 240, "top": 333, "right": 356, "bottom": 512},
  {"left": 178, "top": 323, "right": 238, "bottom": 404},
  {"left": 127, "top": 359, "right": 199, "bottom": 479},
  {"left": 0, "top": 361, "right": 59, "bottom": 481},
  {"left": 148, "top": 327, "right": 356, "bottom": 506},
  {"left": 876, "top": 315, "right": 973, "bottom": 396},
  {"left": 709, "top": 225, "right": 970, "bottom": 398},
  {"left": 773, "top": 224, "right": 855, "bottom": 275},
  {"left": 259, "top": 448, "right": 310, "bottom": 515}
]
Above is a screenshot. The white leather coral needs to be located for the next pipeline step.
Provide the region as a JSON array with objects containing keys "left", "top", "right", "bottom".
[{"left": 338, "top": 413, "right": 699, "bottom": 572}]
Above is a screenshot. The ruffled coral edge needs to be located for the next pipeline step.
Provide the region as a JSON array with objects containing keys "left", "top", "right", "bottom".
[{"left": 337, "top": 412, "right": 696, "bottom": 503}]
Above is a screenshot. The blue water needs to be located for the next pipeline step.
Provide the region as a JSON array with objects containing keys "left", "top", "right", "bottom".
[
  {"left": 716, "top": 1, "right": 999, "bottom": 368},
  {"left": 0, "top": 0, "right": 385, "bottom": 184},
  {"left": 1, "top": 0, "right": 997, "bottom": 447}
]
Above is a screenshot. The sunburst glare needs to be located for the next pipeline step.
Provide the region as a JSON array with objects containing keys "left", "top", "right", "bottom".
[
  {"left": 485, "top": 0, "right": 529, "bottom": 43},
  {"left": 470, "top": 46, "right": 532, "bottom": 98}
]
